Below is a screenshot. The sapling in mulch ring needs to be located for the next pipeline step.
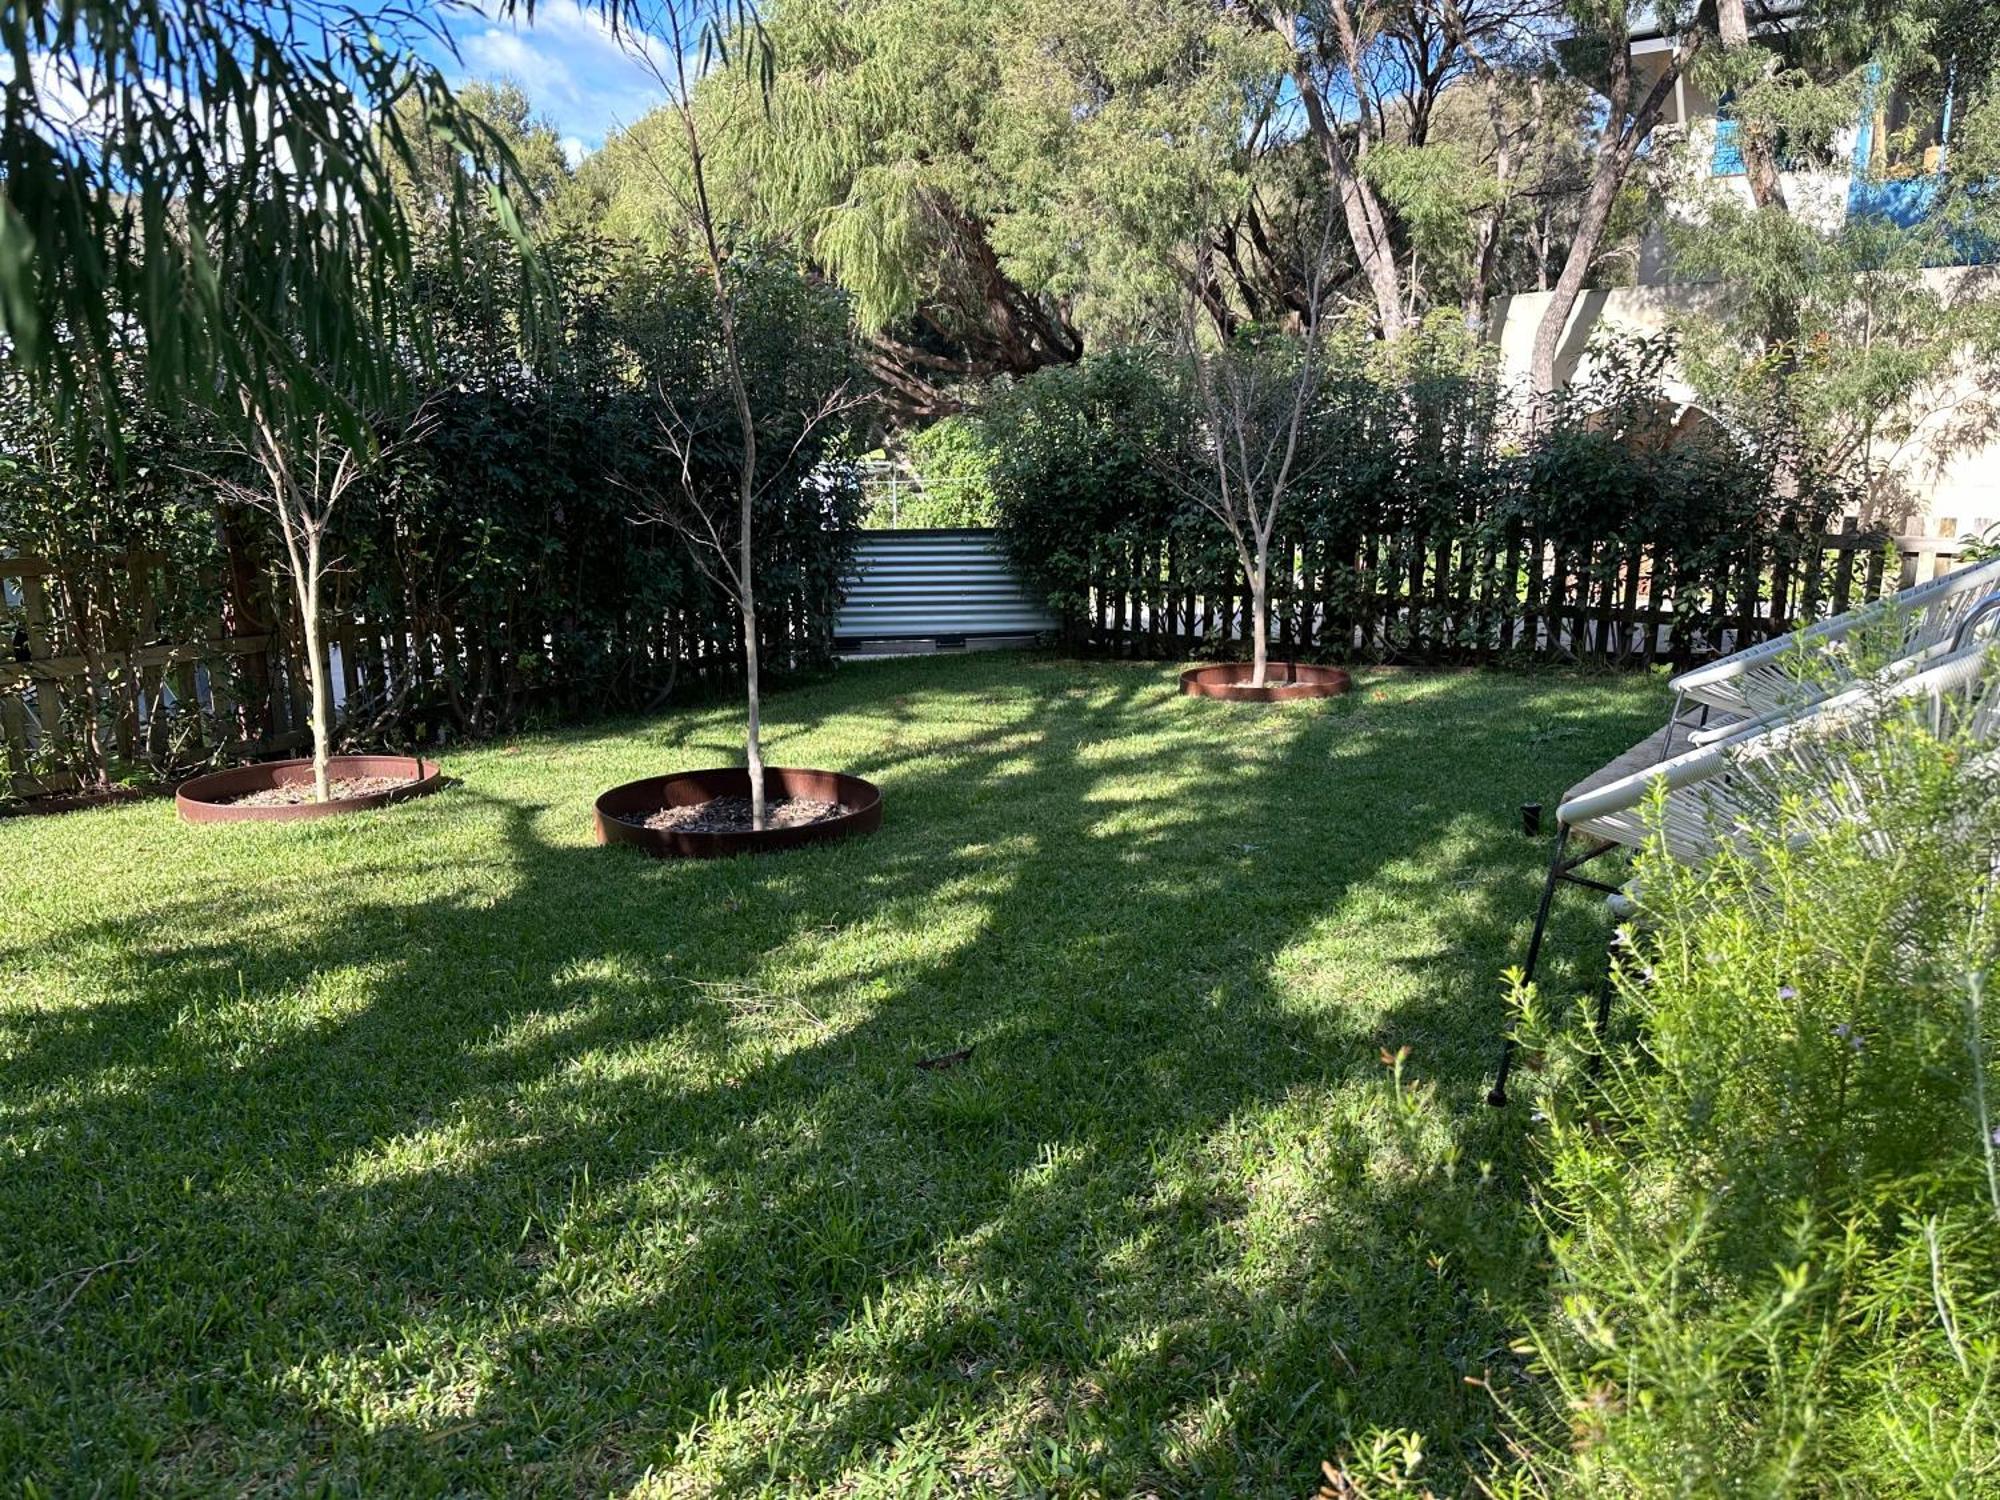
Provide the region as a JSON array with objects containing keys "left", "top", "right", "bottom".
[
  {"left": 175, "top": 401, "right": 445, "bottom": 824},
  {"left": 591, "top": 0, "right": 880, "bottom": 858},
  {"left": 1164, "top": 219, "right": 1353, "bottom": 704},
  {"left": 0, "top": 2, "right": 538, "bottom": 821}
]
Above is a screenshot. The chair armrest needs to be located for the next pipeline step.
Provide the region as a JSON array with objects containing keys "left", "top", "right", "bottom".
[{"left": 1669, "top": 557, "right": 2000, "bottom": 702}]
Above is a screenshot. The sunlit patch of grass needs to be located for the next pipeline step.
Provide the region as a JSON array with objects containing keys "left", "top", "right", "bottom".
[{"left": 0, "top": 652, "right": 1666, "bottom": 1495}]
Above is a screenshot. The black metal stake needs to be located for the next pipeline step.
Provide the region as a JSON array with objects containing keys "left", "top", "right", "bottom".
[{"left": 1490, "top": 824, "right": 1571, "bottom": 1107}]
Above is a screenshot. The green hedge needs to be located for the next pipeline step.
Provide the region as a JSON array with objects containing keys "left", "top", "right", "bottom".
[
  {"left": 0, "top": 242, "right": 863, "bottom": 788},
  {"left": 974, "top": 330, "right": 1848, "bottom": 656}
]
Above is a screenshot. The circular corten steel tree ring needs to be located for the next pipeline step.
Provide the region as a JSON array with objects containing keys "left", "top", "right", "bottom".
[
  {"left": 176, "top": 754, "right": 444, "bottom": 824},
  {"left": 594, "top": 766, "right": 883, "bottom": 860},
  {"left": 1179, "top": 661, "right": 1353, "bottom": 703}
]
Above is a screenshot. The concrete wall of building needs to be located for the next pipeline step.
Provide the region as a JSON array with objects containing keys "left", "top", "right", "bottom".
[
  {"left": 1486, "top": 269, "right": 2000, "bottom": 538},
  {"left": 1636, "top": 119, "right": 1858, "bottom": 283}
]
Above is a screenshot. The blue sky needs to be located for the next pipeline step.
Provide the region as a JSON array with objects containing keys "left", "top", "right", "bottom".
[{"left": 426, "top": 2, "right": 672, "bottom": 162}]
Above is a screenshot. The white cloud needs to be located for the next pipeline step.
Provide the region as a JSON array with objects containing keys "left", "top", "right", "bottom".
[
  {"left": 444, "top": 1, "right": 671, "bottom": 152},
  {"left": 3, "top": 49, "right": 312, "bottom": 178}
]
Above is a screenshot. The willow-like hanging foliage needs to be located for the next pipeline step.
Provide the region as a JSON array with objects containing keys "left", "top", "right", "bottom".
[{"left": 0, "top": 1, "right": 588, "bottom": 451}]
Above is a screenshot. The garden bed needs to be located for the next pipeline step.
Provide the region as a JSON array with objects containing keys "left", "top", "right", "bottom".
[
  {"left": 174, "top": 754, "right": 443, "bottom": 824},
  {"left": 1179, "top": 661, "right": 1353, "bottom": 702},
  {"left": 594, "top": 765, "right": 881, "bottom": 858}
]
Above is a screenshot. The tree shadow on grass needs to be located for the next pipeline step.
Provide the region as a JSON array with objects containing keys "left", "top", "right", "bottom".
[{"left": 0, "top": 653, "right": 1662, "bottom": 1495}]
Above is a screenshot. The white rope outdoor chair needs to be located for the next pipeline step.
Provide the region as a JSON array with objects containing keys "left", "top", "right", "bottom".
[
  {"left": 1665, "top": 554, "right": 2000, "bottom": 745},
  {"left": 1489, "top": 634, "right": 2000, "bottom": 1106}
]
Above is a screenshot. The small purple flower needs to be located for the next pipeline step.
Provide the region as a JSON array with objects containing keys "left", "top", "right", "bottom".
[
  {"left": 1989, "top": 1126, "right": 1999, "bottom": 1147},
  {"left": 1778, "top": 986, "right": 1798, "bottom": 1002},
  {"left": 1850, "top": 1033, "right": 1866, "bottom": 1053},
  {"left": 1832, "top": 1022, "right": 1851, "bottom": 1038}
]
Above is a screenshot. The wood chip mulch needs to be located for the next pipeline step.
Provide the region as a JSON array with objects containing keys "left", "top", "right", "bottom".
[
  {"left": 221, "top": 775, "right": 416, "bottom": 807},
  {"left": 618, "top": 795, "right": 848, "bottom": 835}
]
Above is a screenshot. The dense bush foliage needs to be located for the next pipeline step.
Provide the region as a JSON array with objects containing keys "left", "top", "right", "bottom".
[
  {"left": 0, "top": 362, "right": 226, "bottom": 787},
  {"left": 341, "top": 241, "right": 861, "bottom": 741},
  {"left": 1501, "top": 682, "right": 2000, "bottom": 1494},
  {"left": 0, "top": 236, "right": 861, "bottom": 786},
  {"left": 978, "top": 349, "right": 1212, "bottom": 618},
  {"left": 874, "top": 417, "right": 1000, "bottom": 528},
  {"left": 977, "top": 326, "right": 1849, "bottom": 656}
]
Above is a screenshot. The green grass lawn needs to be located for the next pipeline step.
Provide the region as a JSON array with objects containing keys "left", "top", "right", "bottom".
[{"left": 0, "top": 653, "right": 1666, "bottom": 1496}]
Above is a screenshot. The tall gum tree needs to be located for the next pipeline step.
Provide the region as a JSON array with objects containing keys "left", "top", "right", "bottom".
[{"left": 1528, "top": 0, "right": 1704, "bottom": 398}]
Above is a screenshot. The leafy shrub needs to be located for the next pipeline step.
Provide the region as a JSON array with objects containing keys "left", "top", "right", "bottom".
[
  {"left": 0, "top": 240, "right": 862, "bottom": 790},
  {"left": 985, "top": 328, "right": 1848, "bottom": 662},
  {"left": 340, "top": 246, "right": 861, "bottom": 740},
  {"left": 882, "top": 416, "right": 1000, "bottom": 528},
  {"left": 0, "top": 359, "right": 226, "bottom": 788},
  {"left": 1504, "top": 681, "right": 2000, "bottom": 1494},
  {"left": 979, "top": 348, "right": 1198, "bottom": 626},
  {"left": 1516, "top": 334, "right": 1849, "bottom": 657}
]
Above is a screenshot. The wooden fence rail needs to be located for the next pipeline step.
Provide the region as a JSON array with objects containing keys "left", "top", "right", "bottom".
[
  {"left": 3, "top": 522, "right": 1974, "bottom": 798},
  {"left": 1077, "top": 522, "right": 1967, "bottom": 667},
  {"left": 0, "top": 547, "right": 810, "bottom": 800}
]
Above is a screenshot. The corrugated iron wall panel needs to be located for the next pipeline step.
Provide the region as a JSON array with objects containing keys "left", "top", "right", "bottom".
[{"left": 836, "top": 529, "right": 1054, "bottom": 644}]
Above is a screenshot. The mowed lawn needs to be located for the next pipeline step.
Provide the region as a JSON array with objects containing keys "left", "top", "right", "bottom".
[{"left": 0, "top": 653, "right": 1665, "bottom": 1496}]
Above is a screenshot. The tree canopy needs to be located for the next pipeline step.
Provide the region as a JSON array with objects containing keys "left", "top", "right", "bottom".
[
  {"left": 0, "top": 1, "right": 563, "bottom": 449},
  {"left": 575, "top": 0, "right": 1678, "bottom": 412}
]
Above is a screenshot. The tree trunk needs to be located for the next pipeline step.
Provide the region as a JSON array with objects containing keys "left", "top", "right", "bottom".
[
  {"left": 673, "top": 38, "right": 768, "bottom": 833},
  {"left": 1714, "top": 0, "right": 1800, "bottom": 502},
  {"left": 1463, "top": 57, "right": 1517, "bottom": 335},
  {"left": 254, "top": 409, "right": 335, "bottom": 805},
  {"left": 724, "top": 299, "right": 766, "bottom": 829},
  {"left": 298, "top": 550, "right": 332, "bottom": 803},
  {"left": 1312, "top": 0, "right": 1405, "bottom": 337},
  {"left": 1249, "top": 568, "right": 1269, "bottom": 688},
  {"left": 1716, "top": 0, "right": 1790, "bottom": 213},
  {"left": 1290, "top": 54, "right": 1404, "bottom": 339},
  {"left": 1528, "top": 158, "right": 1621, "bottom": 397},
  {"left": 740, "top": 509, "right": 766, "bottom": 832},
  {"left": 1529, "top": 33, "right": 1694, "bottom": 396}
]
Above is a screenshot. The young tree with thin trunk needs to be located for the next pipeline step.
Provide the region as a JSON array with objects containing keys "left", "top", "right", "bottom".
[
  {"left": 202, "top": 402, "right": 424, "bottom": 803},
  {"left": 1162, "top": 221, "right": 1341, "bottom": 688},
  {"left": 612, "top": 0, "right": 858, "bottom": 831}
]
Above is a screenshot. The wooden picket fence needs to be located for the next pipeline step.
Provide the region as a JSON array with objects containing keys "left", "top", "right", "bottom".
[
  {"left": 2, "top": 520, "right": 1973, "bottom": 799},
  {"left": 1078, "top": 520, "right": 1967, "bottom": 666},
  {"left": 0, "top": 548, "right": 800, "bottom": 800}
]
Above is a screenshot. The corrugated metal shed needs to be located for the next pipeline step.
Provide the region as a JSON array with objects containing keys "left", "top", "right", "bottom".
[{"left": 836, "top": 529, "right": 1053, "bottom": 649}]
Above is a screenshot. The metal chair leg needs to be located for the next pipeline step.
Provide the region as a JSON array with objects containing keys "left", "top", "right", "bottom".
[
  {"left": 1593, "top": 944, "right": 1618, "bottom": 1040},
  {"left": 1584, "top": 940, "right": 1619, "bottom": 1082},
  {"left": 1659, "top": 692, "right": 1687, "bottom": 762},
  {"left": 1490, "top": 824, "right": 1571, "bottom": 1107}
]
